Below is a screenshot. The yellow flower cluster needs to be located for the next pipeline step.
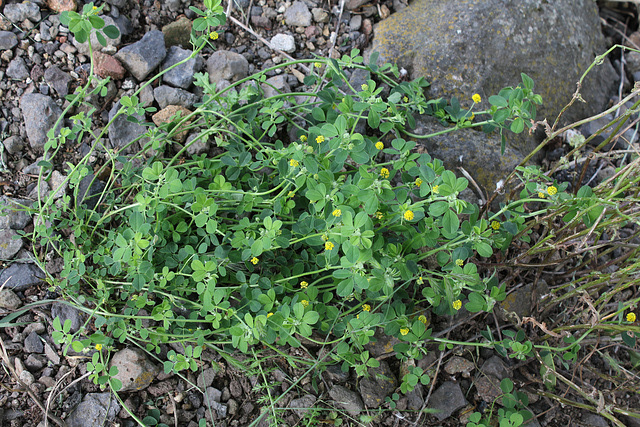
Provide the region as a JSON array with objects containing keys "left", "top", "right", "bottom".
[
  {"left": 361, "top": 83, "right": 369, "bottom": 91},
  {"left": 325, "top": 241, "right": 335, "bottom": 251},
  {"left": 538, "top": 192, "right": 546, "bottom": 198},
  {"left": 415, "top": 178, "right": 423, "bottom": 187},
  {"left": 362, "top": 304, "right": 371, "bottom": 312},
  {"left": 250, "top": 257, "right": 259, "bottom": 265},
  {"left": 289, "top": 159, "right": 299, "bottom": 167},
  {"left": 300, "top": 135, "right": 307, "bottom": 142},
  {"left": 332, "top": 209, "right": 341, "bottom": 217},
  {"left": 404, "top": 210, "right": 414, "bottom": 221},
  {"left": 301, "top": 300, "right": 309, "bottom": 307},
  {"left": 472, "top": 93, "right": 481, "bottom": 103},
  {"left": 547, "top": 185, "right": 558, "bottom": 196},
  {"left": 375, "top": 211, "right": 384, "bottom": 220},
  {"left": 400, "top": 328, "right": 409, "bottom": 336},
  {"left": 209, "top": 31, "right": 219, "bottom": 40},
  {"left": 491, "top": 221, "right": 500, "bottom": 230},
  {"left": 300, "top": 281, "right": 308, "bottom": 289},
  {"left": 455, "top": 259, "right": 464, "bottom": 266},
  {"left": 432, "top": 185, "right": 439, "bottom": 194},
  {"left": 267, "top": 312, "right": 273, "bottom": 318},
  {"left": 375, "top": 141, "right": 384, "bottom": 150},
  {"left": 628, "top": 312, "right": 637, "bottom": 322},
  {"left": 418, "top": 315, "right": 428, "bottom": 324},
  {"left": 316, "top": 135, "right": 325, "bottom": 144},
  {"left": 95, "top": 343, "right": 103, "bottom": 351},
  {"left": 452, "top": 300, "right": 462, "bottom": 310}
]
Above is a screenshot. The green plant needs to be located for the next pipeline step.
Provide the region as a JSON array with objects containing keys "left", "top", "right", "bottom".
[{"left": 467, "top": 378, "right": 532, "bottom": 427}]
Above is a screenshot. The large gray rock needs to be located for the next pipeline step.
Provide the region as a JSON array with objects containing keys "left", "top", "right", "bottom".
[
  {"left": 3, "top": 2, "right": 41, "bottom": 22},
  {"left": 51, "top": 302, "right": 84, "bottom": 334},
  {"left": 206, "top": 50, "right": 249, "bottom": 84},
  {"left": 370, "top": 0, "right": 616, "bottom": 156},
  {"left": 328, "top": 385, "right": 364, "bottom": 417},
  {"left": 20, "top": 93, "right": 63, "bottom": 151},
  {"left": 427, "top": 381, "right": 467, "bottom": 421},
  {"left": 161, "top": 46, "right": 203, "bottom": 89},
  {"left": 44, "top": 66, "right": 73, "bottom": 97},
  {"left": 284, "top": 1, "right": 312, "bottom": 27},
  {"left": 0, "top": 31, "right": 18, "bottom": 50},
  {"left": 115, "top": 30, "right": 166, "bottom": 81},
  {"left": 65, "top": 393, "right": 120, "bottom": 427},
  {"left": 7, "top": 58, "right": 30, "bottom": 80},
  {"left": 0, "top": 197, "right": 31, "bottom": 230},
  {"left": 358, "top": 360, "right": 397, "bottom": 408},
  {"left": 154, "top": 85, "right": 199, "bottom": 109},
  {"left": 0, "top": 229, "right": 23, "bottom": 260}
]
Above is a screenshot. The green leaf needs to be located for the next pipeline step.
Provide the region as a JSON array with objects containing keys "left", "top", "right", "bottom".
[
  {"left": 489, "top": 95, "right": 508, "bottom": 108},
  {"left": 510, "top": 117, "right": 525, "bottom": 134},
  {"left": 521, "top": 73, "right": 534, "bottom": 91},
  {"left": 103, "top": 25, "right": 120, "bottom": 39},
  {"left": 442, "top": 209, "right": 459, "bottom": 235},
  {"left": 88, "top": 15, "right": 105, "bottom": 29}
]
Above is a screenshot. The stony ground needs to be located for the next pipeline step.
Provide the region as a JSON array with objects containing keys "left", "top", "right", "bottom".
[{"left": 0, "top": 0, "right": 639, "bottom": 426}]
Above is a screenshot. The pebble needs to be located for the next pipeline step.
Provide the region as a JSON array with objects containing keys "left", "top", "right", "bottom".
[
  {"left": 162, "top": 17, "right": 193, "bottom": 49},
  {"left": 65, "top": 393, "right": 121, "bottom": 427},
  {"left": 261, "top": 74, "right": 291, "bottom": 98},
  {"left": 0, "top": 289, "right": 22, "bottom": 309},
  {"left": 161, "top": 46, "right": 203, "bottom": 89},
  {"left": 206, "top": 50, "right": 249, "bottom": 84},
  {"left": 184, "top": 133, "right": 210, "bottom": 156},
  {"left": 24, "top": 331, "right": 44, "bottom": 353},
  {"left": 284, "top": 1, "right": 312, "bottom": 27},
  {"left": 151, "top": 105, "right": 192, "bottom": 143},
  {"left": 0, "top": 197, "right": 32, "bottom": 230},
  {"left": 270, "top": 33, "right": 296, "bottom": 52},
  {"left": 47, "top": 0, "right": 77, "bottom": 13},
  {"left": 109, "top": 347, "right": 160, "bottom": 391},
  {"left": 427, "top": 381, "right": 467, "bottom": 421},
  {"left": 108, "top": 102, "right": 148, "bottom": 153},
  {"left": 152, "top": 85, "right": 199, "bottom": 109},
  {"left": 0, "top": 229, "right": 23, "bottom": 260},
  {"left": 289, "top": 394, "right": 317, "bottom": 419},
  {"left": 0, "top": 31, "right": 18, "bottom": 50},
  {"left": 44, "top": 66, "right": 73, "bottom": 97},
  {"left": 51, "top": 302, "right": 84, "bottom": 334},
  {"left": 312, "top": 7, "right": 330, "bottom": 23},
  {"left": 50, "top": 170, "right": 68, "bottom": 199},
  {"left": 444, "top": 356, "right": 476, "bottom": 378},
  {"left": 6, "top": 57, "right": 30, "bottom": 80},
  {"left": 358, "top": 360, "right": 397, "bottom": 408},
  {"left": 25, "top": 354, "right": 47, "bottom": 370},
  {"left": 328, "top": 385, "right": 364, "bottom": 416},
  {"left": 114, "top": 29, "right": 166, "bottom": 79},
  {"left": 76, "top": 174, "right": 106, "bottom": 211},
  {"left": 349, "top": 14, "right": 362, "bottom": 31},
  {"left": 3, "top": 2, "right": 41, "bottom": 23},
  {"left": 19, "top": 93, "right": 63, "bottom": 150}
]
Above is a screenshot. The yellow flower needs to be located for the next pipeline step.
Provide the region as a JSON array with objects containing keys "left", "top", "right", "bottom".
[
  {"left": 547, "top": 185, "right": 558, "bottom": 196},
  {"left": 301, "top": 299, "right": 309, "bottom": 307},
  {"left": 380, "top": 168, "right": 390, "bottom": 178},
  {"left": 300, "top": 281, "right": 308, "bottom": 289},
  {"left": 472, "top": 93, "right": 481, "bottom": 103},
  {"left": 403, "top": 96, "right": 408, "bottom": 102},
  {"left": 432, "top": 185, "right": 439, "bottom": 194},
  {"left": 356, "top": 314, "right": 360, "bottom": 319},
  {"left": 415, "top": 178, "right": 423, "bottom": 187},
  {"left": 417, "top": 276, "right": 423, "bottom": 284},
  {"left": 418, "top": 315, "right": 428, "bottom": 324},
  {"left": 316, "top": 135, "right": 325, "bottom": 144},
  {"left": 362, "top": 304, "right": 371, "bottom": 312},
  {"left": 332, "top": 209, "right": 342, "bottom": 217},
  {"left": 469, "top": 114, "right": 475, "bottom": 121},
  {"left": 361, "top": 83, "right": 369, "bottom": 91},
  {"left": 92, "top": 6, "right": 98, "bottom": 10},
  {"left": 321, "top": 233, "right": 329, "bottom": 241},
  {"left": 400, "top": 328, "right": 409, "bottom": 336},
  {"left": 538, "top": 191, "right": 546, "bottom": 199},
  {"left": 314, "top": 62, "right": 323, "bottom": 68},
  {"left": 325, "top": 241, "right": 335, "bottom": 251},
  {"left": 375, "top": 141, "right": 384, "bottom": 150},
  {"left": 95, "top": 343, "right": 103, "bottom": 351},
  {"left": 267, "top": 312, "right": 273, "bottom": 318},
  {"left": 375, "top": 211, "right": 384, "bottom": 220},
  {"left": 300, "top": 135, "right": 307, "bottom": 142},
  {"left": 288, "top": 191, "right": 295, "bottom": 198},
  {"left": 455, "top": 259, "right": 464, "bottom": 267},
  {"left": 289, "top": 159, "right": 299, "bottom": 167},
  {"left": 452, "top": 300, "right": 462, "bottom": 310},
  {"left": 250, "top": 257, "right": 259, "bottom": 265},
  {"left": 491, "top": 221, "right": 500, "bottom": 230},
  {"left": 209, "top": 31, "right": 219, "bottom": 40},
  {"left": 627, "top": 312, "right": 637, "bottom": 322},
  {"left": 404, "top": 210, "right": 414, "bottom": 221}
]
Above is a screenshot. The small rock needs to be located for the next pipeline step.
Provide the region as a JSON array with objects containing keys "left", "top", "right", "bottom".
[
  {"left": 154, "top": 85, "right": 199, "bottom": 109},
  {"left": 44, "top": 65, "right": 73, "bottom": 97},
  {"left": 110, "top": 347, "right": 160, "bottom": 391},
  {"left": 311, "top": 8, "right": 329, "bottom": 23},
  {"left": 152, "top": 105, "right": 192, "bottom": 143},
  {"left": 0, "top": 229, "right": 23, "bottom": 260},
  {"left": 197, "top": 368, "right": 216, "bottom": 389},
  {"left": 289, "top": 394, "right": 317, "bottom": 419},
  {"left": 50, "top": 170, "right": 68, "bottom": 199},
  {"left": 73, "top": 15, "right": 122, "bottom": 54},
  {"left": 0, "top": 264, "right": 43, "bottom": 292},
  {"left": 427, "top": 381, "right": 467, "bottom": 421},
  {"left": 65, "top": 393, "right": 120, "bottom": 427},
  {"left": 19, "top": 368, "right": 35, "bottom": 386},
  {"left": 364, "top": 327, "right": 401, "bottom": 357},
  {"left": 20, "top": 93, "right": 63, "bottom": 151},
  {"left": 260, "top": 74, "right": 290, "bottom": 98},
  {"left": 0, "top": 197, "right": 32, "bottom": 230},
  {"left": 93, "top": 51, "right": 125, "bottom": 80},
  {"left": 481, "top": 356, "right": 509, "bottom": 380},
  {"left": 162, "top": 17, "right": 193, "bottom": 49},
  {"left": 51, "top": 302, "right": 84, "bottom": 333},
  {"left": 25, "top": 354, "right": 47, "bottom": 370},
  {"left": 76, "top": 174, "right": 106, "bottom": 211},
  {"left": 444, "top": 356, "right": 475, "bottom": 378},
  {"left": 0, "top": 289, "right": 21, "bottom": 309},
  {"left": 161, "top": 46, "right": 203, "bottom": 89},
  {"left": 3, "top": 136, "right": 23, "bottom": 154},
  {"left": 115, "top": 30, "right": 166, "bottom": 81},
  {"left": 108, "top": 102, "right": 148, "bottom": 153},
  {"left": 323, "top": 364, "right": 350, "bottom": 383},
  {"left": 7, "top": 57, "right": 30, "bottom": 80},
  {"left": 44, "top": 342, "right": 61, "bottom": 364},
  {"left": 329, "top": 385, "right": 364, "bottom": 417},
  {"left": 47, "top": 0, "right": 76, "bottom": 13},
  {"left": 345, "top": 0, "right": 369, "bottom": 10},
  {"left": 358, "top": 360, "right": 397, "bottom": 408},
  {"left": 0, "top": 31, "right": 18, "bottom": 50},
  {"left": 206, "top": 50, "right": 249, "bottom": 84},
  {"left": 270, "top": 34, "right": 296, "bottom": 53},
  {"left": 284, "top": 1, "right": 312, "bottom": 27},
  {"left": 475, "top": 375, "right": 503, "bottom": 403},
  {"left": 4, "top": 2, "right": 41, "bottom": 22},
  {"left": 184, "top": 132, "right": 210, "bottom": 156},
  {"left": 39, "top": 376, "right": 56, "bottom": 388},
  {"left": 24, "top": 332, "right": 44, "bottom": 353},
  {"left": 349, "top": 14, "right": 362, "bottom": 31},
  {"left": 250, "top": 15, "right": 272, "bottom": 29},
  {"left": 24, "top": 322, "right": 46, "bottom": 335}
]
